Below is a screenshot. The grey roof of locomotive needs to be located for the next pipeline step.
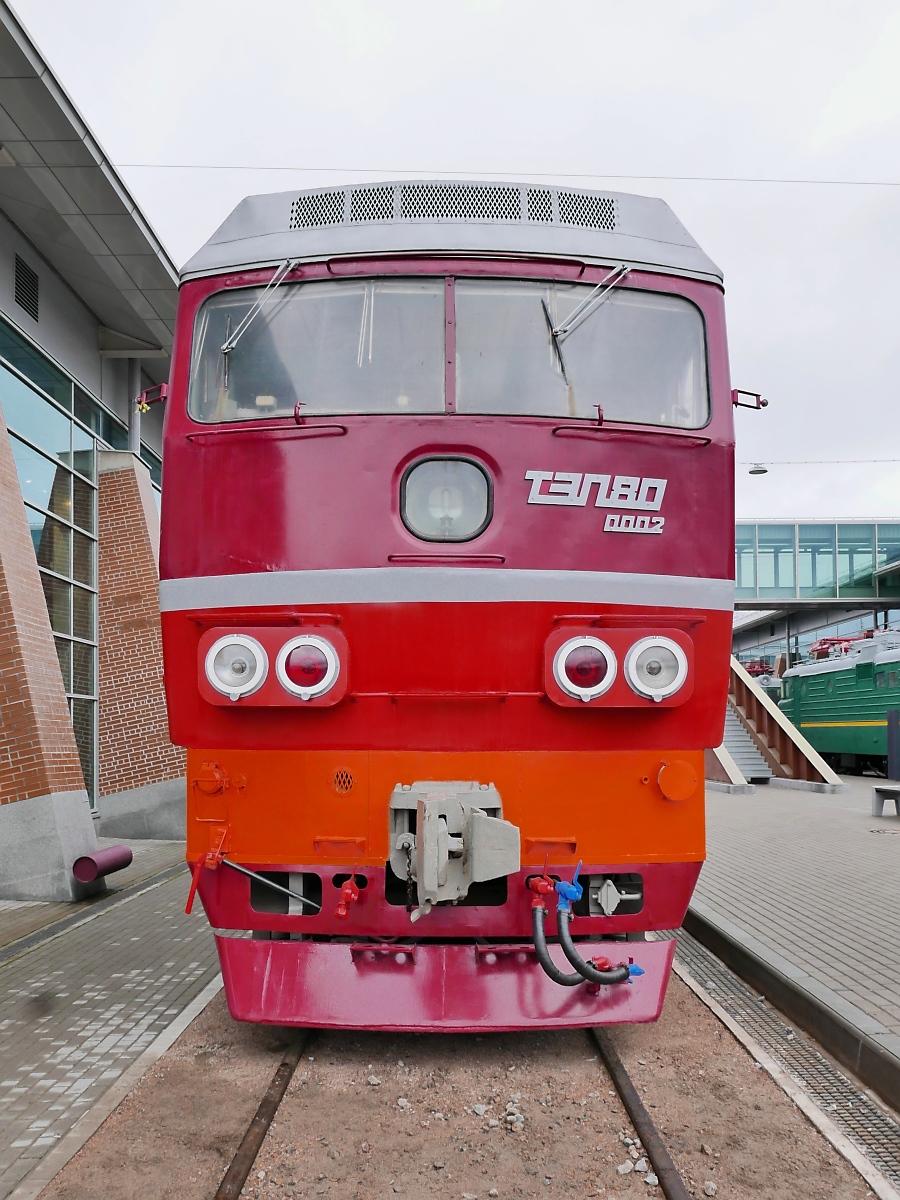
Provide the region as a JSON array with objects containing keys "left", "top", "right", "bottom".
[
  {"left": 784, "top": 632, "right": 900, "bottom": 677},
  {"left": 181, "top": 179, "right": 723, "bottom": 286}
]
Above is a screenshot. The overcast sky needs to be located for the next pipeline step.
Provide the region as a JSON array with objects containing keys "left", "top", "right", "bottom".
[{"left": 14, "top": 0, "right": 900, "bottom": 521}]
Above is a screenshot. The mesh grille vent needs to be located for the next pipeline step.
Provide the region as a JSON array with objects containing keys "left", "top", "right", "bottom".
[
  {"left": 527, "top": 188, "right": 553, "bottom": 223},
  {"left": 289, "top": 190, "right": 345, "bottom": 229},
  {"left": 400, "top": 183, "right": 521, "bottom": 222},
  {"left": 350, "top": 185, "right": 394, "bottom": 223},
  {"left": 557, "top": 190, "right": 617, "bottom": 231},
  {"left": 14, "top": 254, "right": 38, "bottom": 321},
  {"left": 332, "top": 768, "right": 354, "bottom": 794}
]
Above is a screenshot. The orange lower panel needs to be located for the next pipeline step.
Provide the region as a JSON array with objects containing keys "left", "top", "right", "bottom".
[{"left": 186, "top": 748, "right": 705, "bottom": 866}]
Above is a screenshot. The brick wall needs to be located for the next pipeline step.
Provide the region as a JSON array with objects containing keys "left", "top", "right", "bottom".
[
  {"left": 0, "top": 407, "right": 85, "bottom": 804},
  {"left": 97, "top": 453, "right": 184, "bottom": 796}
]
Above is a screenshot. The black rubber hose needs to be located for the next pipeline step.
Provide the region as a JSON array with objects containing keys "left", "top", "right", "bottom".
[
  {"left": 531, "top": 905, "right": 585, "bottom": 986},
  {"left": 557, "top": 910, "right": 631, "bottom": 984}
]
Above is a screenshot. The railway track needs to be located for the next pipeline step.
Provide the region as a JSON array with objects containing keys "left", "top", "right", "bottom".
[{"left": 213, "top": 1028, "right": 691, "bottom": 1200}]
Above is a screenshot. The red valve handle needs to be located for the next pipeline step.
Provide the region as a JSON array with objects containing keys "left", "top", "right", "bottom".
[
  {"left": 334, "top": 873, "right": 361, "bottom": 919},
  {"left": 184, "top": 831, "right": 228, "bottom": 914},
  {"left": 528, "top": 855, "right": 556, "bottom": 908}
]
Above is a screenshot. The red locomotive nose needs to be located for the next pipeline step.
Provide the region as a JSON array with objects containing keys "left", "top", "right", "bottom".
[
  {"left": 283, "top": 645, "right": 329, "bottom": 688},
  {"left": 564, "top": 645, "right": 608, "bottom": 690}
]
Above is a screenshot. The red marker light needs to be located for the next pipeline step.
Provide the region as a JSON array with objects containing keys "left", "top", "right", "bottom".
[
  {"left": 283, "top": 644, "right": 329, "bottom": 689},
  {"left": 552, "top": 636, "right": 617, "bottom": 701},
  {"left": 563, "top": 644, "right": 608, "bottom": 690},
  {"left": 276, "top": 634, "right": 340, "bottom": 700}
]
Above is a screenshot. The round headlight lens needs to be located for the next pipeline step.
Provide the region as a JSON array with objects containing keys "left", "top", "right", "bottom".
[
  {"left": 564, "top": 644, "right": 609, "bottom": 690},
  {"left": 402, "top": 458, "right": 491, "bottom": 542},
  {"left": 553, "top": 637, "right": 617, "bottom": 701},
  {"left": 276, "top": 635, "right": 339, "bottom": 700},
  {"left": 205, "top": 635, "right": 268, "bottom": 701},
  {"left": 625, "top": 637, "right": 688, "bottom": 701}
]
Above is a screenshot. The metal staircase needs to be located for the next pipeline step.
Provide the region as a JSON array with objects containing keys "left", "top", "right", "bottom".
[
  {"left": 723, "top": 704, "right": 772, "bottom": 783},
  {"left": 705, "top": 658, "right": 844, "bottom": 793}
]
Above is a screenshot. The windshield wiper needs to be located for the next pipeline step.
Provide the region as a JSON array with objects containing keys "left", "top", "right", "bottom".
[
  {"left": 221, "top": 257, "right": 300, "bottom": 355},
  {"left": 541, "top": 297, "right": 569, "bottom": 383},
  {"left": 552, "top": 262, "right": 630, "bottom": 343}
]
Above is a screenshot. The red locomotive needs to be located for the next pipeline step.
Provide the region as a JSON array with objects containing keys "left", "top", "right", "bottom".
[{"left": 161, "top": 180, "right": 734, "bottom": 1031}]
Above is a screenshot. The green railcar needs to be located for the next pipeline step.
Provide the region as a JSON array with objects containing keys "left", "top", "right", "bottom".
[{"left": 779, "top": 635, "right": 900, "bottom": 773}]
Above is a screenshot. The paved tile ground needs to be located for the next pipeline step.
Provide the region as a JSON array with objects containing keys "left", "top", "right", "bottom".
[
  {"left": 0, "top": 839, "right": 185, "bottom": 950},
  {"left": 0, "top": 873, "right": 218, "bottom": 1199},
  {"left": 697, "top": 775, "right": 900, "bottom": 1055}
]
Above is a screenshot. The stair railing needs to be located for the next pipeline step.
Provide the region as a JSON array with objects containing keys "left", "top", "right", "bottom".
[{"left": 728, "top": 657, "right": 843, "bottom": 788}]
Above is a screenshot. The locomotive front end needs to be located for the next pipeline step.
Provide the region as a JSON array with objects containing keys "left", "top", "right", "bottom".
[{"left": 161, "top": 181, "right": 735, "bottom": 1031}]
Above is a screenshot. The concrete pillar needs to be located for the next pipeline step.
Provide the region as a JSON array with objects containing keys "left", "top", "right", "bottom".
[
  {"left": 0, "top": 404, "right": 101, "bottom": 900},
  {"left": 95, "top": 451, "right": 185, "bottom": 839},
  {"left": 128, "top": 359, "right": 141, "bottom": 455}
]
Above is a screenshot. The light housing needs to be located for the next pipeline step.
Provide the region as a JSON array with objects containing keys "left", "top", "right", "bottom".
[
  {"left": 553, "top": 636, "right": 617, "bottom": 702},
  {"left": 276, "top": 634, "right": 340, "bottom": 700},
  {"left": 197, "top": 624, "right": 349, "bottom": 708},
  {"left": 401, "top": 456, "right": 492, "bottom": 542},
  {"left": 204, "top": 634, "right": 268, "bottom": 701},
  {"left": 624, "top": 636, "right": 689, "bottom": 702},
  {"left": 543, "top": 626, "right": 694, "bottom": 708}
]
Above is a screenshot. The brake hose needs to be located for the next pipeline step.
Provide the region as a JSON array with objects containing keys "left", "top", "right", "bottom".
[
  {"left": 557, "top": 909, "right": 631, "bottom": 985},
  {"left": 531, "top": 905, "right": 584, "bottom": 986}
]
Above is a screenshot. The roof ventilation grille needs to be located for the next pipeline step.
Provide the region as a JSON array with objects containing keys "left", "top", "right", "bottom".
[
  {"left": 526, "top": 188, "right": 553, "bottom": 223},
  {"left": 557, "top": 191, "right": 617, "bottom": 231},
  {"left": 14, "top": 254, "right": 38, "bottom": 321},
  {"left": 289, "top": 190, "right": 345, "bottom": 229},
  {"left": 400, "top": 183, "right": 522, "bottom": 223},
  {"left": 350, "top": 185, "right": 395, "bottom": 223}
]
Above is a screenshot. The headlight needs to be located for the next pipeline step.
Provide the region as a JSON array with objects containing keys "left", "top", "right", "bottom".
[
  {"left": 402, "top": 457, "right": 491, "bottom": 542},
  {"left": 624, "top": 636, "right": 688, "bottom": 701},
  {"left": 276, "top": 634, "right": 339, "bottom": 700},
  {"left": 553, "top": 636, "right": 617, "bottom": 702},
  {"left": 204, "top": 635, "right": 268, "bottom": 701}
]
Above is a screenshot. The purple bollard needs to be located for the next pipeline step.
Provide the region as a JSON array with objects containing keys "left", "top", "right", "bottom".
[{"left": 72, "top": 844, "right": 133, "bottom": 883}]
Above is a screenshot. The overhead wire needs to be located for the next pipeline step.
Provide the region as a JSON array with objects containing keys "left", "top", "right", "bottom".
[
  {"left": 113, "top": 164, "right": 900, "bottom": 188},
  {"left": 738, "top": 459, "right": 900, "bottom": 466}
]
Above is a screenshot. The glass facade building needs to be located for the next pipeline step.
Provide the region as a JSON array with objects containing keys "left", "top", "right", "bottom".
[
  {"left": 736, "top": 522, "right": 900, "bottom": 603},
  {"left": 0, "top": 315, "right": 161, "bottom": 804}
]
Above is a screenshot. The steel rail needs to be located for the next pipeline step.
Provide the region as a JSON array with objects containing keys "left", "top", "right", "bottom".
[
  {"left": 591, "top": 1027, "right": 691, "bottom": 1200},
  {"left": 214, "top": 1030, "right": 313, "bottom": 1200}
]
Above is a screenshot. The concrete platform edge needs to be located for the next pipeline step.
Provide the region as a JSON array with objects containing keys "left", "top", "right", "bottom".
[
  {"left": 765, "top": 777, "right": 850, "bottom": 794},
  {"left": 684, "top": 899, "right": 900, "bottom": 1114},
  {"left": 8, "top": 974, "right": 224, "bottom": 1200},
  {"left": 672, "top": 958, "right": 900, "bottom": 1200}
]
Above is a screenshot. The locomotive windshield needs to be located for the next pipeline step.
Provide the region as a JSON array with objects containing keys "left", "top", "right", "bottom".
[{"left": 188, "top": 276, "right": 708, "bottom": 428}]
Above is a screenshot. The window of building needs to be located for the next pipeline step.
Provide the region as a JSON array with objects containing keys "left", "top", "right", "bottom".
[
  {"left": 0, "top": 313, "right": 161, "bottom": 806},
  {"left": 837, "top": 524, "right": 875, "bottom": 597},
  {"left": 735, "top": 524, "right": 756, "bottom": 599},
  {"left": 798, "top": 525, "right": 837, "bottom": 598},
  {"left": 3, "top": 358, "right": 98, "bottom": 798},
  {"left": 756, "top": 525, "right": 796, "bottom": 599},
  {"left": 876, "top": 525, "right": 900, "bottom": 599}
]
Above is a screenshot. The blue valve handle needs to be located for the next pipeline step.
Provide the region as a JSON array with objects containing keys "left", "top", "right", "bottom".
[{"left": 555, "top": 860, "right": 583, "bottom": 913}]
